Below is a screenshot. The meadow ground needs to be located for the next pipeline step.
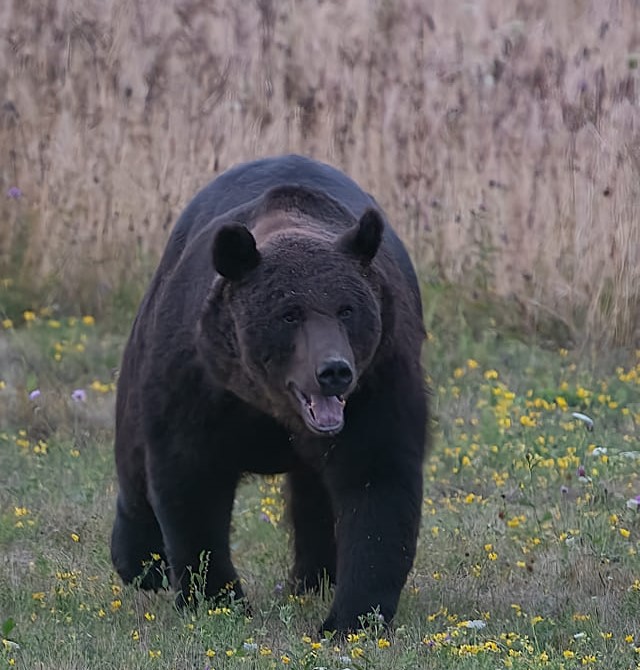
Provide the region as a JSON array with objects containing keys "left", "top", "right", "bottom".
[{"left": 0, "top": 284, "right": 639, "bottom": 670}]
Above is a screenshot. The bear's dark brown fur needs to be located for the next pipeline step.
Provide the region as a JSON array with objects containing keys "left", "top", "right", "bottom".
[{"left": 111, "top": 155, "right": 428, "bottom": 632}]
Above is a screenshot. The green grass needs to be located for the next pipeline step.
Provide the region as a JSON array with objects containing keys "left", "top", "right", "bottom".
[{"left": 1, "top": 287, "right": 639, "bottom": 669}]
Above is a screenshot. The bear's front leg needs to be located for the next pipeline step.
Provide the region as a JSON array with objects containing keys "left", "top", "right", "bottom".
[
  {"left": 322, "top": 465, "right": 423, "bottom": 632},
  {"left": 320, "top": 383, "right": 426, "bottom": 633},
  {"left": 146, "top": 451, "right": 243, "bottom": 608}
]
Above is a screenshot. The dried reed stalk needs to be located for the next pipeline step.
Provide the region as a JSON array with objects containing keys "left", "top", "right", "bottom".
[{"left": 0, "top": 0, "right": 638, "bottom": 343}]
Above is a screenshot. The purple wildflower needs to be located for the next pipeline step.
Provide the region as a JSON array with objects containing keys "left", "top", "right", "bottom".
[
  {"left": 577, "top": 464, "right": 592, "bottom": 483},
  {"left": 29, "top": 389, "right": 41, "bottom": 401},
  {"left": 626, "top": 495, "right": 640, "bottom": 510},
  {"left": 273, "top": 582, "right": 284, "bottom": 595},
  {"left": 260, "top": 512, "right": 270, "bottom": 523},
  {"left": 560, "top": 485, "right": 569, "bottom": 494},
  {"left": 7, "top": 186, "right": 22, "bottom": 199},
  {"left": 71, "top": 388, "right": 87, "bottom": 402}
]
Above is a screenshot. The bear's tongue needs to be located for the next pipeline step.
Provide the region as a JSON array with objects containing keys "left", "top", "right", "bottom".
[
  {"left": 288, "top": 383, "right": 346, "bottom": 434},
  {"left": 308, "top": 393, "right": 344, "bottom": 431}
]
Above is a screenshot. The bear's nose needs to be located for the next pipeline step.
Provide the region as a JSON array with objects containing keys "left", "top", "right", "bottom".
[{"left": 316, "top": 358, "right": 353, "bottom": 396}]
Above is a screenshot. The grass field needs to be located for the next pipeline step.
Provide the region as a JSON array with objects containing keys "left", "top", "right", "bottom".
[{"left": 1, "top": 285, "right": 639, "bottom": 669}]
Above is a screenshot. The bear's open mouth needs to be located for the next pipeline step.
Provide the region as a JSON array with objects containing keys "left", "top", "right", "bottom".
[{"left": 288, "top": 383, "right": 346, "bottom": 435}]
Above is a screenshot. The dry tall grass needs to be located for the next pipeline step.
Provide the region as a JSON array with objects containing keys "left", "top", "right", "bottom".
[{"left": 0, "top": 0, "right": 639, "bottom": 344}]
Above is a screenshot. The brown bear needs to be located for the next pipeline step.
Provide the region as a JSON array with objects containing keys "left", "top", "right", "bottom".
[{"left": 111, "top": 155, "right": 428, "bottom": 632}]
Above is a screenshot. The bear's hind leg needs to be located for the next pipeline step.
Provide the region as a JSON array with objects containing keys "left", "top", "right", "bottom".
[
  {"left": 111, "top": 493, "right": 168, "bottom": 591},
  {"left": 287, "top": 466, "right": 336, "bottom": 594}
]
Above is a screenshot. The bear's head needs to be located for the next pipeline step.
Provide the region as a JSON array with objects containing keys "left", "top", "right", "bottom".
[{"left": 198, "top": 193, "right": 385, "bottom": 436}]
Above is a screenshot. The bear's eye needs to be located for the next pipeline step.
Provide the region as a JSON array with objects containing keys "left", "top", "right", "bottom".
[
  {"left": 282, "top": 311, "right": 299, "bottom": 324},
  {"left": 338, "top": 306, "right": 353, "bottom": 320}
]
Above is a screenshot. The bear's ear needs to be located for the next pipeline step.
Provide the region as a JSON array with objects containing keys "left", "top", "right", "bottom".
[
  {"left": 212, "top": 223, "right": 261, "bottom": 280},
  {"left": 336, "top": 209, "right": 384, "bottom": 265}
]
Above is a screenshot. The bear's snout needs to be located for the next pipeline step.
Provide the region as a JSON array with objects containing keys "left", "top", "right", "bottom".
[{"left": 316, "top": 357, "right": 353, "bottom": 397}]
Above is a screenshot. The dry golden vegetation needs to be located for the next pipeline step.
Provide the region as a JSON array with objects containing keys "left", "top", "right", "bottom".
[{"left": 1, "top": 0, "right": 639, "bottom": 343}]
